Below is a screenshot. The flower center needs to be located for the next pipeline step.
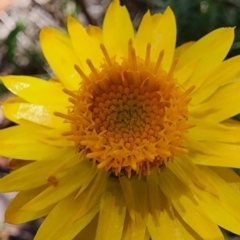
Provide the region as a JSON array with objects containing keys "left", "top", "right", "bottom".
[{"left": 56, "top": 42, "right": 193, "bottom": 177}]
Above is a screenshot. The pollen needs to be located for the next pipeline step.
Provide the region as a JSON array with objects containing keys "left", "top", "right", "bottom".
[
  {"left": 55, "top": 41, "right": 193, "bottom": 177},
  {"left": 47, "top": 175, "right": 58, "bottom": 187}
]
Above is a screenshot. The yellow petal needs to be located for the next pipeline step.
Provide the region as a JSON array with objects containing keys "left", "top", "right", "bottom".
[
  {"left": 174, "top": 41, "right": 194, "bottom": 58},
  {"left": 87, "top": 25, "right": 102, "bottom": 43},
  {"left": 1, "top": 75, "right": 68, "bottom": 106},
  {"left": 73, "top": 215, "right": 98, "bottom": 240},
  {"left": 1, "top": 96, "right": 33, "bottom": 126},
  {"left": 117, "top": 177, "right": 150, "bottom": 239},
  {"left": 213, "top": 167, "right": 240, "bottom": 194},
  {"left": 189, "top": 28, "right": 234, "bottom": 85},
  {"left": 187, "top": 117, "right": 240, "bottom": 143},
  {"left": 177, "top": 28, "right": 234, "bottom": 76},
  {"left": 119, "top": 175, "right": 147, "bottom": 221},
  {"left": 67, "top": 16, "right": 103, "bottom": 73},
  {"left": 5, "top": 186, "right": 54, "bottom": 224},
  {"left": 173, "top": 209, "right": 203, "bottom": 240},
  {"left": 194, "top": 166, "right": 240, "bottom": 235},
  {"left": 135, "top": 10, "right": 154, "bottom": 58},
  {"left": 191, "top": 56, "right": 240, "bottom": 104},
  {"left": 38, "top": 126, "right": 73, "bottom": 147},
  {"left": 0, "top": 125, "right": 60, "bottom": 160},
  {"left": 35, "top": 171, "right": 108, "bottom": 240},
  {"left": 0, "top": 148, "right": 75, "bottom": 191},
  {"left": 194, "top": 150, "right": 240, "bottom": 169},
  {"left": 158, "top": 169, "right": 224, "bottom": 240},
  {"left": 95, "top": 178, "right": 126, "bottom": 240},
  {"left": 175, "top": 58, "right": 199, "bottom": 84},
  {"left": 146, "top": 169, "right": 160, "bottom": 221},
  {"left": 74, "top": 164, "right": 98, "bottom": 198},
  {"left": 188, "top": 140, "right": 240, "bottom": 168},
  {"left": 122, "top": 213, "right": 148, "bottom": 240},
  {"left": 103, "top": 0, "right": 134, "bottom": 58},
  {"left": 62, "top": 207, "right": 99, "bottom": 240},
  {"left": 2, "top": 98, "right": 66, "bottom": 128},
  {"left": 21, "top": 161, "right": 92, "bottom": 211},
  {"left": 40, "top": 27, "right": 82, "bottom": 90},
  {"left": 146, "top": 171, "right": 199, "bottom": 240},
  {"left": 35, "top": 191, "right": 98, "bottom": 240},
  {"left": 74, "top": 171, "right": 109, "bottom": 219},
  {"left": 151, "top": 7, "right": 176, "bottom": 71},
  {"left": 193, "top": 186, "right": 240, "bottom": 236},
  {"left": 190, "top": 81, "right": 240, "bottom": 122},
  {"left": 167, "top": 156, "right": 218, "bottom": 196},
  {"left": 147, "top": 203, "right": 202, "bottom": 240}
]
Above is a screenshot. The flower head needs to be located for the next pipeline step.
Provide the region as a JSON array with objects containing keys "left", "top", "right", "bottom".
[
  {"left": 56, "top": 42, "right": 192, "bottom": 178},
  {"left": 1, "top": 0, "right": 240, "bottom": 239}
]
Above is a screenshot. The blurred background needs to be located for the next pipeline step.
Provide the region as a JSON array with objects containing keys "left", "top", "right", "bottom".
[{"left": 0, "top": 0, "right": 240, "bottom": 239}]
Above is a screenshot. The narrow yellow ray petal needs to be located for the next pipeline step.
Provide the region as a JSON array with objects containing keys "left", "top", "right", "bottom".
[
  {"left": 173, "top": 209, "right": 203, "bottom": 240},
  {"left": 1, "top": 75, "right": 68, "bottom": 106},
  {"left": 193, "top": 166, "right": 240, "bottom": 235},
  {"left": 191, "top": 56, "right": 240, "bottom": 104},
  {"left": 205, "top": 166, "right": 240, "bottom": 205},
  {"left": 158, "top": 169, "right": 224, "bottom": 240},
  {"left": 167, "top": 156, "right": 218, "bottom": 196},
  {"left": 0, "top": 140, "right": 59, "bottom": 160},
  {"left": 0, "top": 124, "right": 41, "bottom": 143},
  {"left": 187, "top": 117, "right": 240, "bottom": 143},
  {"left": 190, "top": 81, "right": 240, "bottom": 122},
  {"left": 194, "top": 151, "right": 240, "bottom": 169},
  {"left": 35, "top": 191, "right": 98, "bottom": 240},
  {"left": 146, "top": 169, "right": 160, "bottom": 221},
  {"left": 1, "top": 96, "right": 36, "bottom": 126},
  {"left": 145, "top": 232, "right": 150, "bottom": 240},
  {"left": 62, "top": 207, "right": 99, "bottom": 240},
  {"left": 147, "top": 203, "right": 201, "bottom": 240},
  {"left": 40, "top": 27, "right": 82, "bottom": 90},
  {"left": 0, "top": 125, "right": 60, "bottom": 160},
  {"left": 177, "top": 28, "right": 234, "bottom": 73},
  {"left": 212, "top": 167, "right": 240, "bottom": 194},
  {"left": 95, "top": 178, "right": 126, "bottom": 240},
  {"left": 174, "top": 41, "right": 194, "bottom": 58},
  {"left": 187, "top": 28, "right": 234, "bottom": 86},
  {"left": 151, "top": 7, "right": 176, "bottom": 71},
  {"left": 0, "top": 148, "right": 75, "bottom": 191},
  {"left": 185, "top": 136, "right": 215, "bottom": 155},
  {"left": 21, "top": 161, "right": 92, "bottom": 211},
  {"left": 86, "top": 25, "right": 102, "bottom": 43},
  {"left": 67, "top": 16, "right": 103, "bottom": 72},
  {"left": 5, "top": 186, "right": 54, "bottom": 224},
  {"left": 119, "top": 176, "right": 147, "bottom": 221},
  {"left": 193, "top": 186, "right": 240, "bottom": 236},
  {"left": 74, "top": 164, "right": 98, "bottom": 198},
  {"left": 175, "top": 58, "right": 199, "bottom": 84},
  {"left": 38, "top": 126, "right": 74, "bottom": 147},
  {"left": 135, "top": 10, "right": 153, "bottom": 58},
  {"left": 74, "top": 170, "right": 109, "bottom": 219},
  {"left": 73, "top": 214, "right": 98, "bottom": 240},
  {"left": 2, "top": 99, "right": 66, "bottom": 128},
  {"left": 188, "top": 140, "right": 240, "bottom": 168},
  {"left": 103, "top": 0, "right": 134, "bottom": 58},
  {"left": 35, "top": 171, "right": 108, "bottom": 240},
  {"left": 122, "top": 213, "right": 148, "bottom": 240},
  {"left": 146, "top": 171, "right": 201, "bottom": 240}
]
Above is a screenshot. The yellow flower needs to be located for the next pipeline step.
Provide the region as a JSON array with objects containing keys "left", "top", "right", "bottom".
[{"left": 1, "top": 0, "right": 240, "bottom": 239}]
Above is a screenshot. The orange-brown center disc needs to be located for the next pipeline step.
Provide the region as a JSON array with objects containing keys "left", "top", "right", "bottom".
[{"left": 56, "top": 43, "right": 193, "bottom": 177}]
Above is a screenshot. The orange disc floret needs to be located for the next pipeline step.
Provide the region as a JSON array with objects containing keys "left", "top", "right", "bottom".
[{"left": 55, "top": 42, "right": 193, "bottom": 177}]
